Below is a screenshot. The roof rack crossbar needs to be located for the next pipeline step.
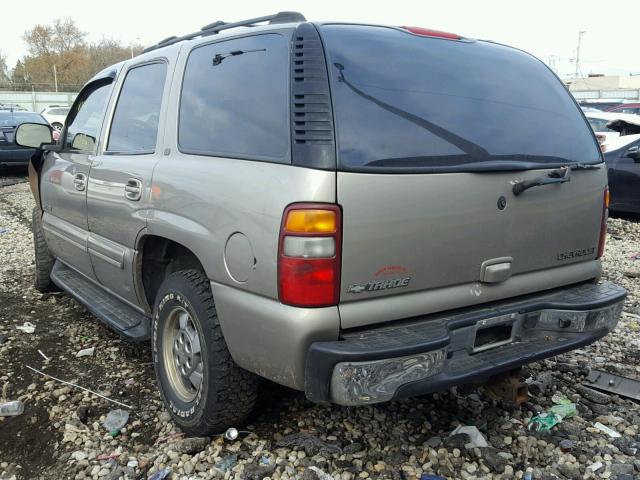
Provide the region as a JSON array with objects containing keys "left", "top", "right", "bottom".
[{"left": 142, "top": 11, "right": 305, "bottom": 54}]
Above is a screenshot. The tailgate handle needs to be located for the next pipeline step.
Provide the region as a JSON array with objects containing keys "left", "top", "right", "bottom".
[
  {"left": 512, "top": 166, "right": 570, "bottom": 196},
  {"left": 480, "top": 257, "right": 513, "bottom": 284}
]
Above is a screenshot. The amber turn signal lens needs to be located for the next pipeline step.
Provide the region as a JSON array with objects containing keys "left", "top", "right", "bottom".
[
  {"left": 604, "top": 187, "right": 610, "bottom": 208},
  {"left": 284, "top": 209, "right": 336, "bottom": 234}
]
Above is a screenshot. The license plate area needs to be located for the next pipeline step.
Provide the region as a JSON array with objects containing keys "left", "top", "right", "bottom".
[{"left": 473, "top": 316, "right": 514, "bottom": 353}]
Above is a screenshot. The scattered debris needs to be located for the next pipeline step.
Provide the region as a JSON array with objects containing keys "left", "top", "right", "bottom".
[
  {"left": 223, "top": 427, "right": 239, "bottom": 441},
  {"left": 306, "top": 467, "right": 332, "bottom": 480},
  {"left": 0, "top": 227, "right": 9, "bottom": 235},
  {"left": 15, "top": 322, "right": 35, "bottom": 333},
  {"left": 276, "top": 432, "right": 342, "bottom": 456},
  {"left": 103, "top": 409, "right": 129, "bottom": 435},
  {"left": 26, "top": 365, "right": 134, "bottom": 408},
  {"left": 37, "top": 349, "right": 50, "bottom": 361},
  {"left": 243, "top": 455, "right": 277, "bottom": 480},
  {"left": 585, "top": 369, "right": 640, "bottom": 401},
  {"left": 0, "top": 334, "right": 7, "bottom": 344},
  {"left": 587, "top": 462, "right": 604, "bottom": 472},
  {"left": 70, "top": 451, "right": 88, "bottom": 462},
  {"left": 148, "top": 467, "right": 172, "bottom": 480},
  {"left": 594, "top": 422, "right": 622, "bottom": 438},
  {"left": 155, "top": 432, "right": 185, "bottom": 444},
  {"left": 559, "top": 439, "right": 575, "bottom": 452},
  {"left": 213, "top": 454, "right": 237, "bottom": 473},
  {"left": 75, "top": 346, "right": 95, "bottom": 357},
  {"left": 420, "top": 475, "right": 447, "bottom": 480},
  {"left": 173, "top": 436, "right": 210, "bottom": 455},
  {"left": 449, "top": 425, "right": 489, "bottom": 448},
  {"left": 94, "top": 452, "right": 119, "bottom": 461},
  {"left": 0, "top": 400, "right": 24, "bottom": 416},
  {"left": 528, "top": 412, "right": 561, "bottom": 432}
]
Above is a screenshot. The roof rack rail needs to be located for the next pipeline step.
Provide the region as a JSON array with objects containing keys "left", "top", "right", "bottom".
[{"left": 142, "top": 11, "right": 306, "bottom": 54}]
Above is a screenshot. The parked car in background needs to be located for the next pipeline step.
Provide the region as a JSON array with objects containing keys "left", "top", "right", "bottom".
[
  {"left": 603, "top": 135, "right": 640, "bottom": 214},
  {"left": 606, "top": 103, "right": 640, "bottom": 115},
  {"left": 581, "top": 106, "right": 601, "bottom": 113},
  {"left": 0, "top": 111, "right": 51, "bottom": 168},
  {"left": 585, "top": 111, "right": 640, "bottom": 145},
  {"left": 41, "top": 105, "right": 71, "bottom": 133},
  {"left": 0, "top": 103, "right": 27, "bottom": 111}
]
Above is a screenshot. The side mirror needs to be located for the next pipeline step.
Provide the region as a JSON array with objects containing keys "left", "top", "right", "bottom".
[
  {"left": 625, "top": 145, "right": 640, "bottom": 161},
  {"left": 71, "top": 133, "right": 96, "bottom": 152},
  {"left": 15, "top": 123, "right": 53, "bottom": 149}
]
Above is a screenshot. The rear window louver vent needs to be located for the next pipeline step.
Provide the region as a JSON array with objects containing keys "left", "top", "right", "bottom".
[{"left": 290, "top": 23, "right": 336, "bottom": 170}]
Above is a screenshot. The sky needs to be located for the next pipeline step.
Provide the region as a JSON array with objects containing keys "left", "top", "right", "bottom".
[{"left": 3, "top": 0, "right": 640, "bottom": 81}]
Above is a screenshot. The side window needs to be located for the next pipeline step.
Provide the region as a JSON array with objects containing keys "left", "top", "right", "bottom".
[
  {"left": 107, "top": 62, "right": 167, "bottom": 153},
  {"left": 179, "top": 34, "right": 289, "bottom": 161},
  {"left": 65, "top": 82, "right": 112, "bottom": 153}
]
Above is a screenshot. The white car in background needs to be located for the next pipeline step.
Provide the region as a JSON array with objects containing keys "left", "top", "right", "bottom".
[
  {"left": 585, "top": 111, "right": 640, "bottom": 147},
  {"left": 40, "top": 105, "right": 70, "bottom": 133}
]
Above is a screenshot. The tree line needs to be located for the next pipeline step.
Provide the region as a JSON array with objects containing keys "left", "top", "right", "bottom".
[{"left": 0, "top": 18, "right": 143, "bottom": 92}]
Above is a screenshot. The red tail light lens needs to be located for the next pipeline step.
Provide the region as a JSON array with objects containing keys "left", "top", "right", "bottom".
[
  {"left": 597, "top": 187, "right": 609, "bottom": 259},
  {"left": 278, "top": 204, "right": 341, "bottom": 307},
  {"left": 401, "top": 26, "right": 461, "bottom": 40}
]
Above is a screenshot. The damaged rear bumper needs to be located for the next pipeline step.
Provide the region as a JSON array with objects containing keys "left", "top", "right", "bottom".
[{"left": 305, "top": 282, "right": 626, "bottom": 405}]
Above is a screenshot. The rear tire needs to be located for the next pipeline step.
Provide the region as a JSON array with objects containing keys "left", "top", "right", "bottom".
[
  {"left": 152, "top": 269, "right": 258, "bottom": 435},
  {"left": 32, "top": 207, "right": 57, "bottom": 293}
]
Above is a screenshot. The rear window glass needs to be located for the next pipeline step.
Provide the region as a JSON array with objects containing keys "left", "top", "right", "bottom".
[{"left": 321, "top": 25, "right": 601, "bottom": 171}]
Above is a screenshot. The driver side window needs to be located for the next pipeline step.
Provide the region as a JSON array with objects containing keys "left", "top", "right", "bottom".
[
  {"left": 106, "top": 62, "right": 167, "bottom": 154},
  {"left": 65, "top": 82, "right": 112, "bottom": 153}
]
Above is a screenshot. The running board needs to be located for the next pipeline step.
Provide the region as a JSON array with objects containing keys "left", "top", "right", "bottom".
[{"left": 51, "top": 261, "right": 150, "bottom": 342}]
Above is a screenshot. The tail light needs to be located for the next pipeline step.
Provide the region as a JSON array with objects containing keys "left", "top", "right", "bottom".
[
  {"left": 278, "top": 204, "right": 341, "bottom": 307},
  {"left": 597, "top": 187, "right": 609, "bottom": 259}
]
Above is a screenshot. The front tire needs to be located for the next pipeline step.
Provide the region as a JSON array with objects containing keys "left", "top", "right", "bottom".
[
  {"left": 152, "top": 269, "right": 258, "bottom": 435},
  {"left": 32, "top": 208, "right": 57, "bottom": 292}
]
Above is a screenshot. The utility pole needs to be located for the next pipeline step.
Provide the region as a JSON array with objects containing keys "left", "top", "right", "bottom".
[
  {"left": 53, "top": 64, "right": 58, "bottom": 92},
  {"left": 574, "top": 30, "right": 586, "bottom": 88}
]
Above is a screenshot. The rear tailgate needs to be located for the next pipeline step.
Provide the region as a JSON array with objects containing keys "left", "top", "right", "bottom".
[
  {"left": 337, "top": 168, "right": 605, "bottom": 327},
  {"left": 319, "top": 25, "right": 606, "bottom": 328}
]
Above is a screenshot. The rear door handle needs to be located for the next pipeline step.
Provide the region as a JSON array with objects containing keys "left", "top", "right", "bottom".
[
  {"left": 73, "top": 173, "right": 87, "bottom": 191},
  {"left": 124, "top": 178, "right": 142, "bottom": 201}
]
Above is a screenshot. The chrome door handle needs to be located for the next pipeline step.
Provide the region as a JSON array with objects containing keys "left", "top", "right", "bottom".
[
  {"left": 124, "top": 178, "right": 142, "bottom": 201},
  {"left": 73, "top": 173, "right": 87, "bottom": 191}
]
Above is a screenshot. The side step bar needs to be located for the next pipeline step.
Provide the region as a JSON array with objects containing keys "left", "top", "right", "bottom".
[{"left": 51, "top": 261, "right": 151, "bottom": 342}]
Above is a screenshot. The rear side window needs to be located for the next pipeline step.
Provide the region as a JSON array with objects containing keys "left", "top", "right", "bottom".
[
  {"left": 107, "top": 62, "right": 167, "bottom": 153},
  {"left": 179, "top": 34, "right": 289, "bottom": 162},
  {"left": 321, "top": 25, "right": 601, "bottom": 171}
]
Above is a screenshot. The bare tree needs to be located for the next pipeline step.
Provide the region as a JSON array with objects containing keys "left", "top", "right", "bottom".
[
  {"left": 15, "top": 18, "right": 144, "bottom": 91},
  {"left": 0, "top": 50, "right": 9, "bottom": 83}
]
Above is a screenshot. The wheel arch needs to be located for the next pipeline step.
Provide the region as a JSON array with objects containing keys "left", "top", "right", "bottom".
[{"left": 136, "top": 232, "right": 209, "bottom": 310}]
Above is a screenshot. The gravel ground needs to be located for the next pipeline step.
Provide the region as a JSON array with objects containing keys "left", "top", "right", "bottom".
[{"left": 1, "top": 176, "right": 639, "bottom": 480}]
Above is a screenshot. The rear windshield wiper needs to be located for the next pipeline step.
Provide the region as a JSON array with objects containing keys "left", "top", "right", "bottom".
[
  {"left": 512, "top": 166, "right": 571, "bottom": 196},
  {"left": 212, "top": 48, "right": 266, "bottom": 65}
]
